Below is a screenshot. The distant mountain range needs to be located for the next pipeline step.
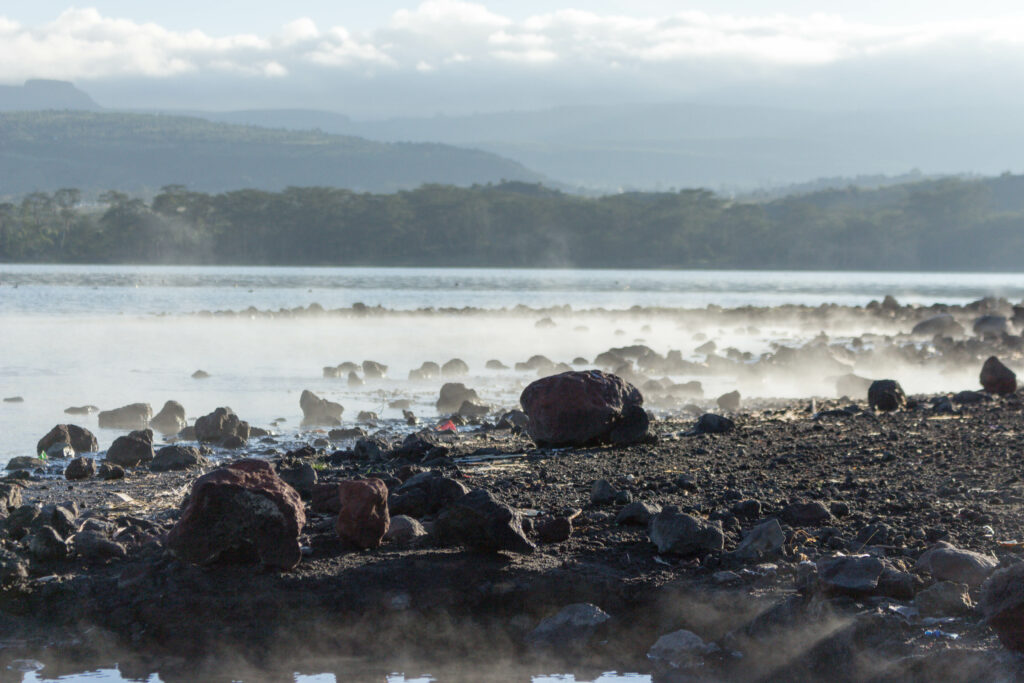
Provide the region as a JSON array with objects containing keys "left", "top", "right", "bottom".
[{"left": 0, "top": 79, "right": 100, "bottom": 112}]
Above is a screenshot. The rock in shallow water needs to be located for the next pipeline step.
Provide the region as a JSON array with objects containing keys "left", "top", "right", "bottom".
[
  {"left": 526, "top": 603, "right": 609, "bottom": 651},
  {"left": 150, "top": 400, "right": 187, "bottom": 434},
  {"left": 194, "top": 407, "right": 250, "bottom": 445},
  {"left": 167, "top": 459, "right": 306, "bottom": 570},
  {"left": 105, "top": 434, "right": 154, "bottom": 468},
  {"left": 97, "top": 403, "right": 152, "bottom": 430},
  {"left": 64, "top": 457, "right": 95, "bottom": 480},
  {"left": 37, "top": 424, "right": 98, "bottom": 456},
  {"left": 151, "top": 445, "right": 208, "bottom": 472},
  {"left": 300, "top": 389, "right": 344, "bottom": 426}
]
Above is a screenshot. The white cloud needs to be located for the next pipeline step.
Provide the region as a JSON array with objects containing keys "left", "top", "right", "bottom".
[{"left": 2, "top": 2, "right": 1024, "bottom": 85}]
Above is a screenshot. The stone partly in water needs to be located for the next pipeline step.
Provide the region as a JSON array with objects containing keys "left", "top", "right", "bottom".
[
  {"left": 150, "top": 445, "right": 209, "bottom": 472},
  {"left": 980, "top": 356, "right": 1017, "bottom": 395},
  {"left": 525, "top": 603, "right": 610, "bottom": 651},
  {"left": 97, "top": 403, "right": 152, "bottom": 430},
  {"left": 37, "top": 424, "right": 99, "bottom": 456},
  {"left": 647, "top": 511, "right": 724, "bottom": 556},
  {"left": 868, "top": 379, "right": 907, "bottom": 411},
  {"left": 166, "top": 459, "right": 306, "bottom": 570},
  {"left": 299, "top": 389, "right": 344, "bottom": 426},
  {"left": 436, "top": 383, "right": 480, "bottom": 413},
  {"left": 6, "top": 456, "right": 47, "bottom": 471},
  {"left": 104, "top": 434, "right": 154, "bottom": 468},
  {"left": 335, "top": 478, "right": 390, "bottom": 550},
  {"left": 519, "top": 370, "right": 648, "bottom": 447},
  {"left": 194, "top": 407, "right": 250, "bottom": 445},
  {"left": 64, "top": 457, "right": 96, "bottom": 481},
  {"left": 911, "top": 313, "right": 964, "bottom": 337},
  {"left": 817, "top": 554, "right": 885, "bottom": 594},
  {"left": 647, "top": 629, "right": 718, "bottom": 669},
  {"left": 150, "top": 400, "right": 187, "bottom": 434},
  {"left": 434, "top": 489, "right": 535, "bottom": 554}
]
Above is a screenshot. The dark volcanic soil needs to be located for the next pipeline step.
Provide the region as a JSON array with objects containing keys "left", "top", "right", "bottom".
[{"left": 4, "top": 392, "right": 1024, "bottom": 682}]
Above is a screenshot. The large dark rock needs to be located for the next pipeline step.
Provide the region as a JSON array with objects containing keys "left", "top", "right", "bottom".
[
  {"left": 868, "top": 379, "right": 906, "bottom": 411},
  {"left": 519, "top": 370, "right": 647, "bottom": 447},
  {"left": 97, "top": 403, "right": 152, "bottom": 430},
  {"left": 336, "top": 479, "right": 390, "bottom": 550},
  {"left": 436, "top": 383, "right": 480, "bottom": 413},
  {"left": 105, "top": 434, "right": 154, "bottom": 468},
  {"left": 716, "top": 390, "right": 741, "bottom": 411},
  {"left": 981, "top": 562, "right": 1024, "bottom": 652},
  {"left": 434, "top": 489, "right": 535, "bottom": 554},
  {"left": 915, "top": 542, "right": 998, "bottom": 587},
  {"left": 151, "top": 445, "right": 209, "bottom": 472},
  {"left": 166, "top": 459, "right": 306, "bottom": 570},
  {"left": 781, "top": 500, "right": 833, "bottom": 527},
  {"left": 980, "top": 356, "right": 1017, "bottom": 395},
  {"left": 150, "top": 400, "right": 187, "bottom": 434},
  {"left": 389, "top": 471, "right": 469, "bottom": 518},
  {"left": 694, "top": 413, "right": 734, "bottom": 434},
  {"left": 299, "top": 389, "right": 344, "bottom": 426},
  {"left": 37, "top": 424, "right": 98, "bottom": 456},
  {"left": 194, "top": 407, "right": 250, "bottom": 444},
  {"left": 647, "top": 510, "right": 724, "bottom": 556},
  {"left": 362, "top": 360, "right": 387, "bottom": 379},
  {"left": 64, "top": 457, "right": 96, "bottom": 480}
]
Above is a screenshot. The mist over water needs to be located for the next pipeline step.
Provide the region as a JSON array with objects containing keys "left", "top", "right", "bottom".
[{"left": 0, "top": 265, "right": 1016, "bottom": 465}]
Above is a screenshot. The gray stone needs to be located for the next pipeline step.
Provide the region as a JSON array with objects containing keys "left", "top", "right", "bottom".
[
  {"left": 731, "top": 518, "right": 786, "bottom": 560},
  {"left": 694, "top": 413, "right": 734, "bottom": 434},
  {"left": 105, "top": 434, "right": 154, "bottom": 468},
  {"left": 71, "top": 530, "right": 127, "bottom": 560},
  {"left": 97, "top": 403, "right": 153, "bottom": 430},
  {"left": 782, "top": 500, "right": 833, "bottom": 527},
  {"left": 615, "top": 501, "right": 661, "bottom": 526},
  {"left": 915, "top": 542, "right": 998, "bottom": 588},
  {"left": 915, "top": 581, "right": 973, "bottom": 617},
  {"left": 590, "top": 479, "right": 616, "bottom": 505},
  {"left": 525, "top": 603, "right": 610, "bottom": 651},
  {"left": 648, "top": 511, "right": 724, "bottom": 556},
  {"left": 434, "top": 489, "right": 535, "bottom": 554},
  {"left": 98, "top": 462, "right": 125, "bottom": 480},
  {"left": 299, "top": 389, "right": 344, "bottom": 426},
  {"left": 6, "top": 456, "right": 46, "bottom": 471},
  {"left": 0, "top": 548, "right": 28, "bottom": 585},
  {"left": 151, "top": 445, "right": 209, "bottom": 472},
  {"left": 817, "top": 554, "right": 884, "bottom": 594},
  {"left": 150, "top": 400, "right": 187, "bottom": 434},
  {"left": 647, "top": 629, "right": 717, "bottom": 668},
  {"left": 384, "top": 515, "right": 428, "bottom": 545}
]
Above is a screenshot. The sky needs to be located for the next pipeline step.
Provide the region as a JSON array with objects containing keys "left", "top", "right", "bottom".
[{"left": 3, "top": 2, "right": 1024, "bottom": 116}]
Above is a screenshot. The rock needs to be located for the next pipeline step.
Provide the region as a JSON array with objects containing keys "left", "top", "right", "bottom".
[
  {"left": 97, "top": 462, "right": 125, "bottom": 480},
  {"left": 868, "top": 379, "right": 906, "bottom": 411},
  {"left": 353, "top": 437, "right": 389, "bottom": 462},
  {"left": 915, "top": 542, "right": 998, "bottom": 587},
  {"left": 981, "top": 562, "right": 1024, "bottom": 651},
  {"left": 647, "top": 511, "right": 724, "bottom": 556},
  {"left": 436, "top": 383, "right": 480, "bottom": 413},
  {"left": 953, "top": 389, "right": 989, "bottom": 404},
  {"left": 389, "top": 473, "right": 470, "bottom": 518},
  {"left": 496, "top": 410, "right": 529, "bottom": 431},
  {"left": 835, "top": 373, "right": 874, "bottom": 398},
  {"left": 457, "top": 400, "right": 490, "bottom": 419},
  {"left": 434, "top": 489, "right": 535, "bottom": 554},
  {"left": 64, "top": 457, "right": 95, "bottom": 480},
  {"left": 167, "top": 459, "right": 306, "bottom": 570},
  {"left": 362, "top": 360, "right": 387, "bottom": 379},
  {"left": 730, "top": 519, "right": 785, "bottom": 560},
  {"left": 615, "top": 501, "right": 661, "bottom": 525},
  {"left": 974, "top": 315, "right": 1009, "bottom": 336},
  {"left": 915, "top": 581, "right": 973, "bottom": 617},
  {"left": 151, "top": 445, "right": 209, "bottom": 472},
  {"left": 0, "top": 483, "right": 23, "bottom": 511},
  {"left": 441, "top": 358, "right": 469, "bottom": 377},
  {"left": 355, "top": 411, "right": 378, "bottom": 423},
  {"left": 781, "top": 501, "right": 833, "bottom": 527},
  {"left": 28, "top": 526, "right": 69, "bottom": 561},
  {"left": 608, "top": 404, "right": 651, "bottom": 445},
  {"left": 97, "top": 403, "right": 152, "bottom": 430},
  {"left": 980, "top": 356, "right": 1016, "bottom": 395},
  {"left": 590, "top": 479, "right": 617, "bottom": 505},
  {"left": 717, "top": 390, "right": 741, "bottom": 411},
  {"left": 194, "top": 407, "right": 250, "bottom": 444},
  {"left": 311, "top": 483, "right": 342, "bottom": 514},
  {"left": 150, "top": 400, "right": 187, "bottom": 434},
  {"left": 191, "top": 370, "right": 210, "bottom": 379},
  {"left": 336, "top": 479, "right": 390, "bottom": 550},
  {"left": 2, "top": 396, "right": 23, "bottom": 403},
  {"left": 817, "top": 554, "right": 885, "bottom": 594},
  {"left": 0, "top": 548, "right": 28, "bottom": 585},
  {"left": 299, "top": 389, "right": 344, "bottom": 426},
  {"left": 388, "top": 399, "right": 412, "bottom": 410},
  {"left": 329, "top": 427, "right": 366, "bottom": 440},
  {"left": 485, "top": 359, "right": 508, "bottom": 370},
  {"left": 647, "top": 629, "right": 717, "bottom": 668},
  {"left": 37, "top": 424, "right": 98, "bottom": 456},
  {"left": 323, "top": 366, "right": 341, "bottom": 379},
  {"left": 277, "top": 462, "right": 316, "bottom": 498},
  {"left": 526, "top": 603, "right": 609, "bottom": 651},
  {"left": 105, "top": 434, "right": 154, "bottom": 468},
  {"left": 694, "top": 413, "right": 734, "bottom": 434},
  {"left": 519, "top": 370, "right": 647, "bottom": 447},
  {"left": 912, "top": 313, "right": 964, "bottom": 337},
  {"left": 536, "top": 516, "right": 573, "bottom": 543},
  {"left": 72, "top": 529, "right": 127, "bottom": 560},
  {"left": 6, "top": 456, "right": 46, "bottom": 471},
  {"left": 731, "top": 499, "right": 762, "bottom": 518},
  {"left": 64, "top": 405, "right": 99, "bottom": 415},
  {"left": 384, "top": 515, "right": 428, "bottom": 545}
]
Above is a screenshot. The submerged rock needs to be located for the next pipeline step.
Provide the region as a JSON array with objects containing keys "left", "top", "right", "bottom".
[
  {"left": 97, "top": 403, "right": 152, "bottom": 430},
  {"left": 519, "top": 370, "right": 647, "bottom": 447},
  {"left": 105, "top": 434, "right": 154, "bottom": 468},
  {"left": 167, "top": 459, "right": 306, "bottom": 570},
  {"left": 526, "top": 603, "right": 609, "bottom": 651}
]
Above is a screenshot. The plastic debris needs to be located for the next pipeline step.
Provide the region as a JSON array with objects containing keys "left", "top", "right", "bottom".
[
  {"left": 923, "top": 629, "right": 960, "bottom": 640},
  {"left": 436, "top": 419, "right": 458, "bottom": 432}
]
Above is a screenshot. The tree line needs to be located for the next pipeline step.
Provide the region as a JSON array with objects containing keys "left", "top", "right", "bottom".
[{"left": 2, "top": 176, "right": 1024, "bottom": 270}]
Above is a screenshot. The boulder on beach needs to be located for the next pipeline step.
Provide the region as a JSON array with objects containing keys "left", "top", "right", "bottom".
[
  {"left": 167, "top": 459, "right": 306, "bottom": 570},
  {"left": 104, "top": 433, "right": 154, "bottom": 468},
  {"left": 194, "top": 407, "right": 250, "bottom": 445},
  {"left": 434, "top": 489, "right": 535, "bottom": 554},
  {"left": 37, "top": 424, "right": 98, "bottom": 456},
  {"left": 647, "top": 510, "right": 724, "bottom": 556},
  {"left": 64, "top": 457, "right": 96, "bottom": 480},
  {"left": 441, "top": 358, "right": 469, "bottom": 377},
  {"left": 362, "top": 360, "right": 387, "bottom": 379},
  {"left": 436, "top": 383, "right": 480, "bottom": 413},
  {"left": 974, "top": 315, "right": 1009, "bottom": 336},
  {"left": 716, "top": 390, "right": 741, "bottom": 411},
  {"left": 97, "top": 403, "right": 152, "bottom": 430},
  {"left": 299, "top": 389, "right": 344, "bottom": 426},
  {"left": 980, "top": 356, "right": 1016, "bottom": 395},
  {"left": 336, "top": 478, "right": 390, "bottom": 550},
  {"left": 150, "top": 400, "right": 187, "bottom": 434},
  {"left": 519, "top": 370, "right": 648, "bottom": 447},
  {"left": 151, "top": 445, "right": 209, "bottom": 472},
  {"left": 981, "top": 562, "right": 1024, "bottom": 652},
  {"left": 868, "top": 379, "right": 906, "bottom": 411}
]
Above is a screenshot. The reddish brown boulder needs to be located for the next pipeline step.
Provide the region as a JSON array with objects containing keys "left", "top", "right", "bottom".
[
  {"left": 981, "top": 356, "right": 1017, "bottom": 395},
  {"left": 336, "top": 479, "right": 389, "bottom": 549},
  {"left": 519, "top": 370, "right": 646, "bottom": 447},
  {"left": 167, "top": 459, "right": 305, "bottom": 570}
]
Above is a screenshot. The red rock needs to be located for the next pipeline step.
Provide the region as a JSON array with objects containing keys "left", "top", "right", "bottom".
[
  {"left": 981, "top": 356, "right": 1017, "bottom": 395},
  {"left": 336, "top": 479, "right": 389, "bottom": 550},
  {"left": 167, "top": 459, "right": 305, "bottom": 570},
  {"left": 519, "top": 370, "right": 645, "bottom": 446},
  {"left": 311, "top": 483, "right": 342, "bottom": 513}
]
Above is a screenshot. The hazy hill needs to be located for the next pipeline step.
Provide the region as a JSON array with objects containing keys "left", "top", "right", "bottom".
[
  {"left": 0, "top": 80, "right": 100, "bottom": 111},
  {"left": 0, "top": 111, "right": 544, "bottom": 195}
]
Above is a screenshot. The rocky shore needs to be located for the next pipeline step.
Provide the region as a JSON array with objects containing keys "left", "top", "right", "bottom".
[{"left": 2, "top": 364, "right": 1024, "bottom": 682}]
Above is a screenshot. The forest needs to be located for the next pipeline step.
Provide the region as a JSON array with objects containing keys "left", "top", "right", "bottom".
[{"left": 2, "top": 174, "right": 1024, "bottom": 270}]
